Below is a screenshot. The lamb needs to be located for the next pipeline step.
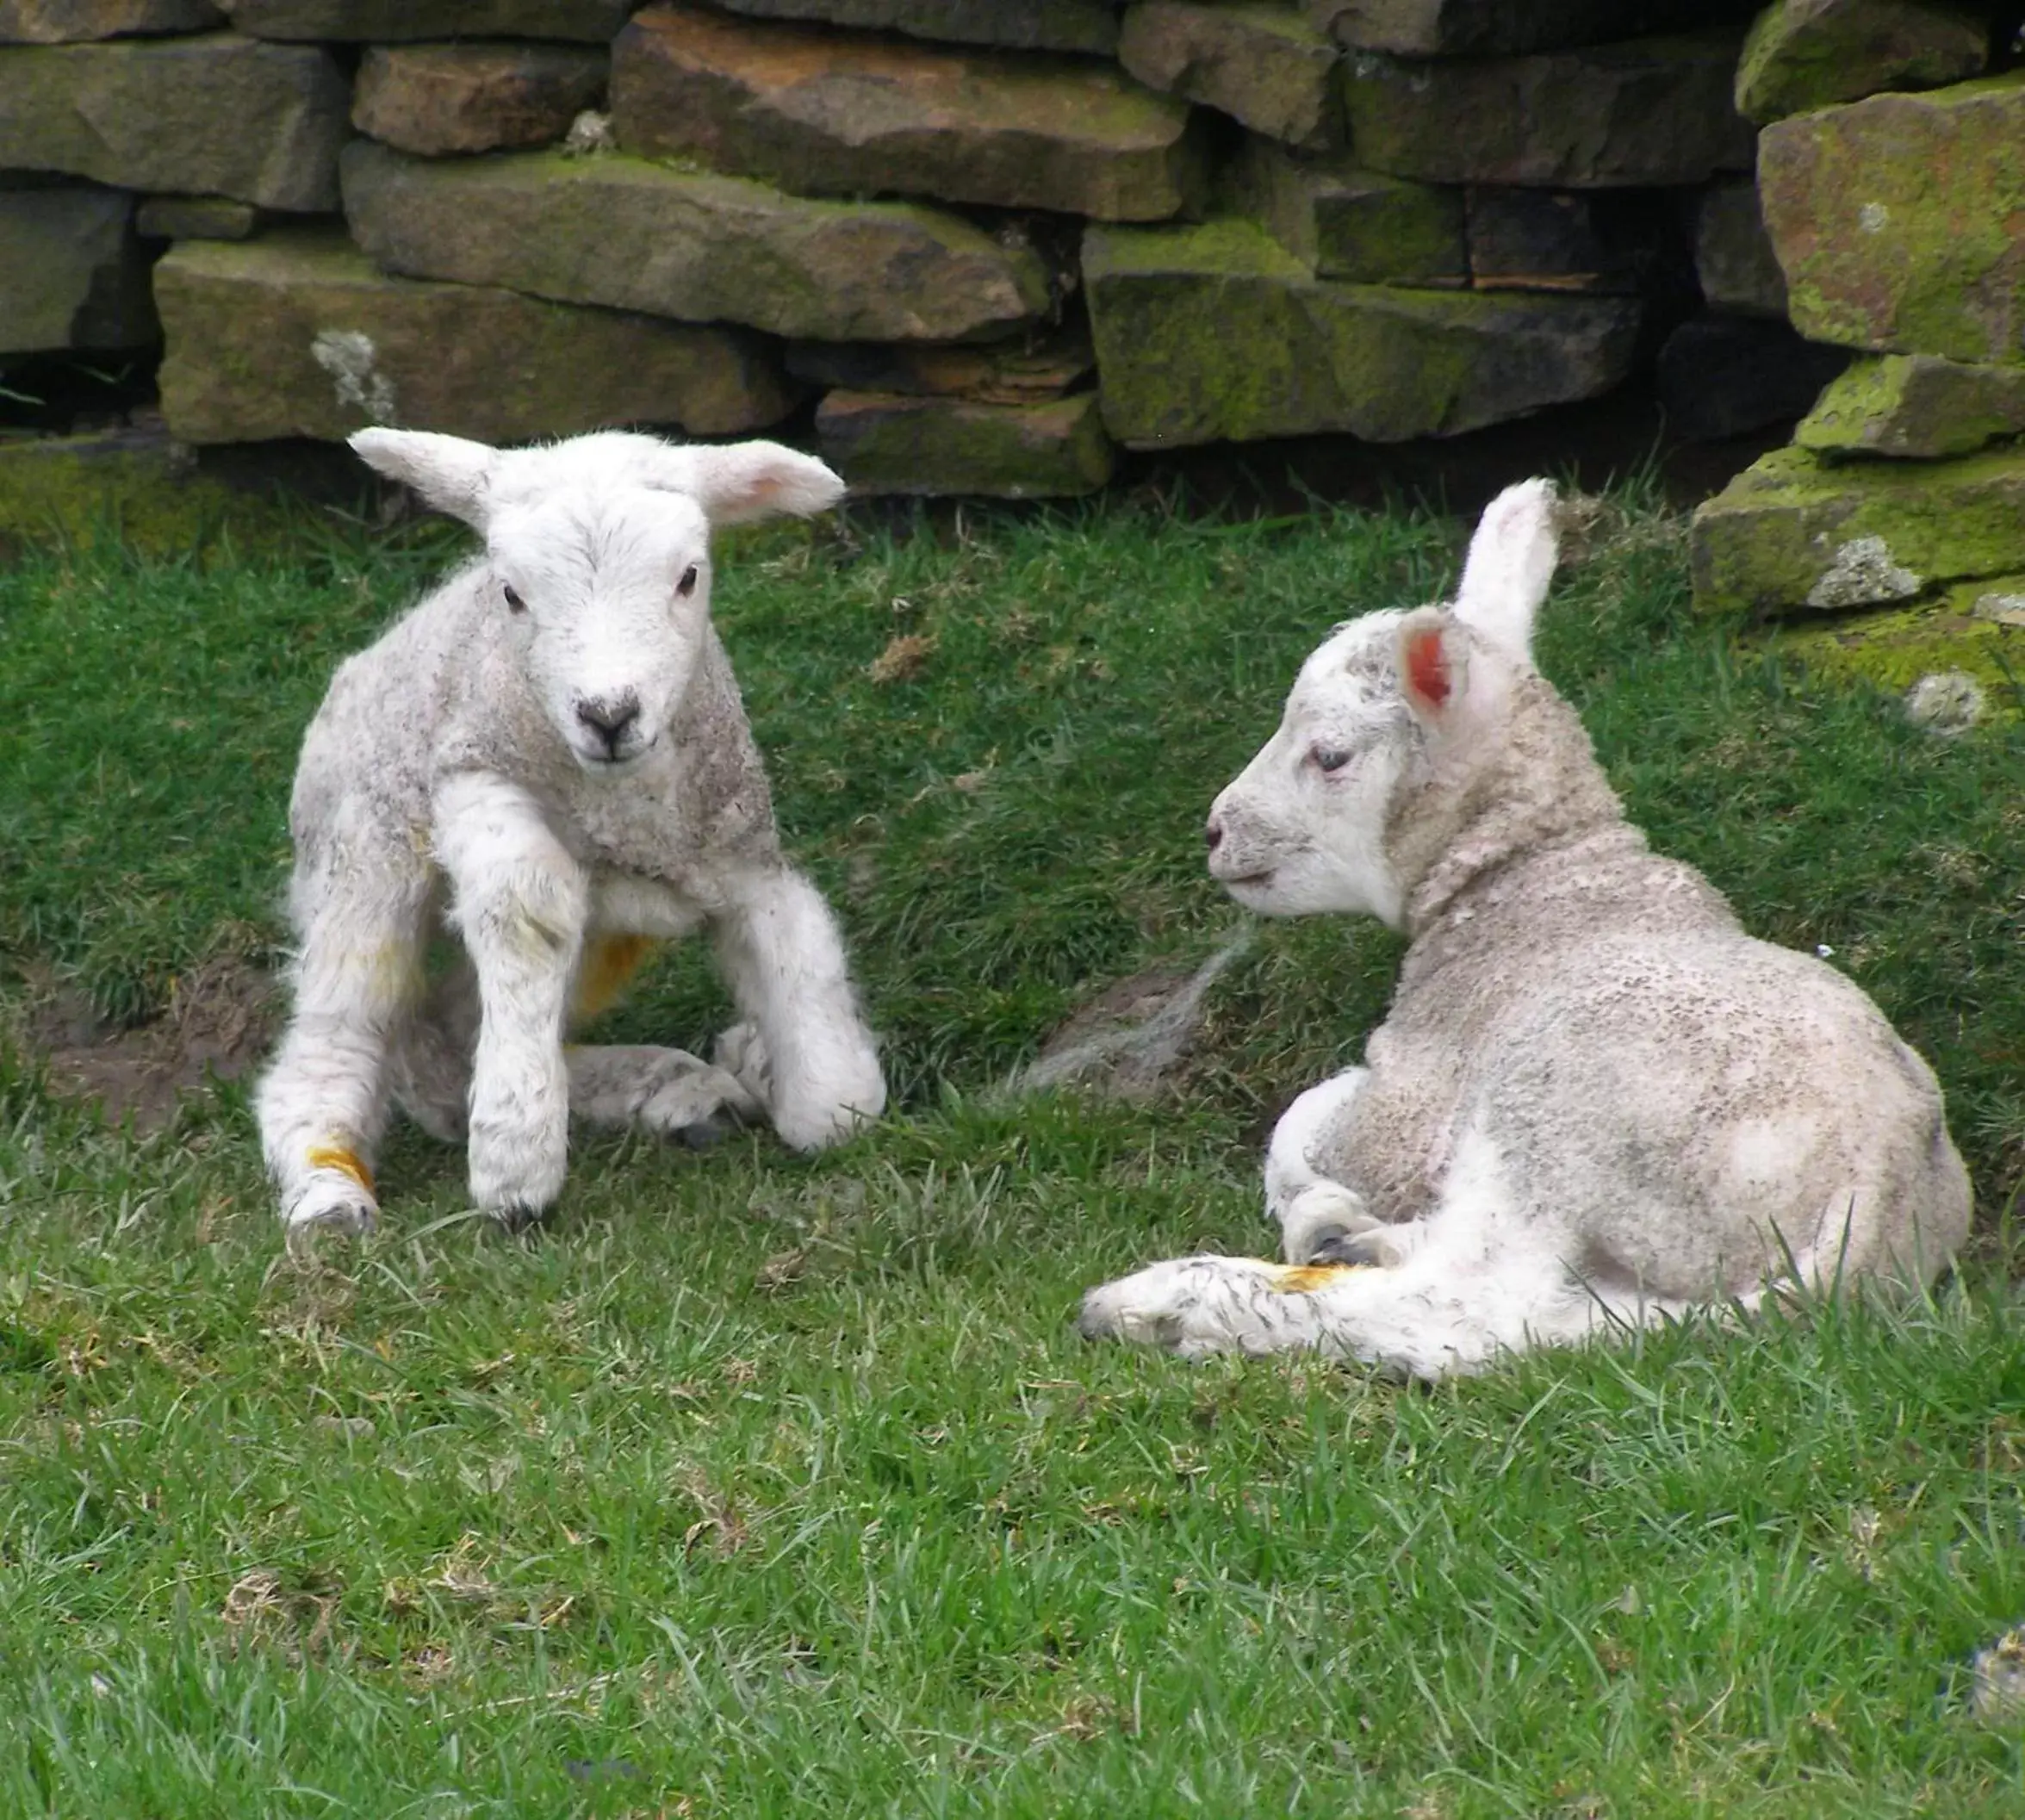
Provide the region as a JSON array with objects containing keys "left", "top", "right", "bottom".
[
  {"left": 255, "top": 427, "right": 885, "bottom": 1239},
  {"left": 1078, "top": 480, "right": 1972, "bottom": 1377}
]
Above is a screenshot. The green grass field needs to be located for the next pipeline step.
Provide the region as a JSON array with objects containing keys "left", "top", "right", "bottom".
[{"left": 2, "top": 485, "right": 2022, "bottom": 1817}]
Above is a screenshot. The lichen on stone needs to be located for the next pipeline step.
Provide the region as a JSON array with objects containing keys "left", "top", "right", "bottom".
[{"left": 1804, "top": 533, "right": 1920, "bottom": 607}]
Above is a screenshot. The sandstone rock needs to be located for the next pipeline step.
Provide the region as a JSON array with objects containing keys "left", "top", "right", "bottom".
[
  {"left": 1795, "top": 354, "right": 2025, "bottom": 459},
  {"left": 1655, "top": 315, "right": 1848, "bottom": 441},
  {"left": 1735, "top": 0, "right": 1986, "bottom": 127},
  {"left": 342, "top": 142, "right": 1055, "bottom": 344},
  {"left": 708, "top": 0, "right": 1122, "bottom": 53},
  {"left": 135, "top": 194, "right": 260, "bottom": 238},
  {"left": 1759, "top": 75, "right": 2025, "bottom": 366},
  {"left": 0, "top": 34, "right": 348, "bottom": 209},
  {"left": 0, "top": 179, "right": 158, "bottom": 351},
  {"left": 216, "top": 1, "right": 630, "bottom": 40},
  {"left": 0, "top": 1, "right": 220, "bottom": 40},
  {"left": 154, "top": 227, "right": 796, "bottom": 444},
  {"left": 1084, "top": 216, "right": 1640, "bottom": 446},
  {"left": 1230, "top": 139, "right": 1464, "bottom": 283},
  {"left": 1690, "top": 442, "right": 2025, "bottom": 615},
  {"left": 1342, "top": 31, "right": 1755, "bottom": 187},
  {"left": 816, "top": 389, "right": 1116, "bottom": 495},
  {"left": 1465, "top": 187, "right": 1663, "bottom": 294},
  {"left": 1119, "top": 2, "right": 1339, "bottom": 149},
  {"left": 354, "top": 43, "right": 606, "bottom": 157},
  {"left": 1695, "top": 177, "right": 1786, "bottom": 319},
  {"left": 1308, "top": 0, "right": 1756, "bottom": 57},
  {"left": 613, "top": 5, "right": 1201, "bottom": 221},
  {"left": 787, "top": 323, "right": 1095, "bottom": 402}
]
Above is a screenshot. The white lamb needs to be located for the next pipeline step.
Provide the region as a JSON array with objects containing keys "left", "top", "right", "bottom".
[
  {"left": 1078, "top": 480, "right": 1972, "bottom": 1377},
  {"left": 256, "top": 428, "right": 886, "bottom": 1239}
]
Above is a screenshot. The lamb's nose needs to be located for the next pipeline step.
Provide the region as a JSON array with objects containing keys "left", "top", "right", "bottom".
[
  {"left": 1205, "top": 817, "right": 1224, "bottom": 852},
  {"left": 576, "top": 693, "right": 641, "bottom": 757}
]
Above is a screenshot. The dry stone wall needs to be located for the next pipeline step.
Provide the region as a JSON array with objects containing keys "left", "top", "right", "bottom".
[{"left": 0, "top": 0, "right": 2015, "bottom": 509}]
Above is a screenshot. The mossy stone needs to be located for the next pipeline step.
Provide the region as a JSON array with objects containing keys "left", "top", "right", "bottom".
[
  {"left": 815, "top": 390, "right": 1115, "bottom": 496},
  {"left": 1767, "top": 590, "right": 2025, "bottom": 718},
  {"left": 1795, "top": 354, "right": 2025, "bottom": 459},
  {"left": 0, "top": 432, "right": 295, "bottom": 560},
  {"left": 1227, "top": 137, "right": 1465, "bottom": 284},
  {"left": 1735, "top": 0, "right": 1987, "bottom": 127}
]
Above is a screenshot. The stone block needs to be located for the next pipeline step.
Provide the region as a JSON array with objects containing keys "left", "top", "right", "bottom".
[
  {"left": 134, "top": 194, "right": 261, "bottom": 238},
  {"left": 1083, "top": 216, "right": 1640, "bottom": 447},
  {"left": 787, "top": 323, "right": 1096, "bottom": 403},
  {"left": 1795, "top": 354, "right": 2025, "bottom": 459},
  {"left": 341, "top": 142, "right": 1055, "bottom": 344},
  {"left": 1759, "top": 74, "right": 2025, "bottom": 366},
  {"left": 1695, "top": 177, "right": 1786, "bottom": 319},
  {"left": 1228, "top": 138, "right": 1464, "bottom": 283},
  {"left": 1655, "top": 314, "right": 1848, "bottom": 441},
  {"left": 0, "top": 33, "right": 348, "bottom": 210},
  {"left": 354, "top": 43, "right": 606, "bottom": 157},
  {"left": 1735, "top": 0, "right": 1987, "bottom": 127},
  {"left": 0, "top": 178, "right": 158, "bottom": 351},
  {"left": 0, "top": 1, "right": 221, "bottom": 40},
  {"left": 1119, "top": 2, "right": 1339, "bottom": 149},
  {"left": 153, "top": 227, "right": 797, "bottom": 444},
  {"left": 1689, "top": 442, "right": 2025, "bottom": 616},
  {"left": 706, "top": 0, "right": 1122, "bottom": 53},
  {"left": 1341, "top": 30, "right": 1755, "bottom": 187},
  {"left": 1465, "top": 187, "right": 1663, "bottom": 294},
  {"left": 1772, "top": 592, "right": 2025, "bottom": 709},
  {"left": 216, "top": 1, "right": 630, "bottom": 40},
  {"left": 613, "top": 5, "right": 1200, "bottom": 221},
  {"left": 816, "top": 389, "right": 1116, "bottom": 495},
  {"left": 1308, "top": 0, "right": 1756, "bottom": 57}
]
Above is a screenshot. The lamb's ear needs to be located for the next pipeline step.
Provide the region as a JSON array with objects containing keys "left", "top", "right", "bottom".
[
  {"left": 349, "top": 428, "right": 497, "bottom": 529},
  {"left": 1395, "top": 607, "right": 1470, "bottom": 731},
  {"left": 1451, "top": 477, "right": 1559, "bottom": 663},
  {"left": 655, "top": 440, "right": 845, "bottom": 525}
]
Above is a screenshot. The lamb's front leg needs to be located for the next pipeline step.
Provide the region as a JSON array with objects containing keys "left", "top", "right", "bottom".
[
  {"left": 1264, "top": 1067, "right": 1399, "bottom": 1264},
  {"left": 711, "top": 862, "right": 885, "bottom": 1151},
  {"left": 433, "top": 773, "right": 589, "bottom": 1226}
]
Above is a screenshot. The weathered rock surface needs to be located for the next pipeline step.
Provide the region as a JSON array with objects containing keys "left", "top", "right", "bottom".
[
  {"left": 217, "top": 1, "right": 630, "bottom": 40},
  {"left": 1655, "top": 315, "right": 1848, "bottom": 441},
  {"left": 707, "top": 0, "right": 1122, "bottom": 54},
  {"left": 1735, "top": 0, "right": 1986, "bottom": 127},
  {"left": 154, "top": 228, "right": 796, "bottom": 444},
  {"left": 0, "top": 0, "right": 220, "bottom": 40},
  {"left": 1759, "top": 75, "right": 2025, "bottom": 366},
  {"left": 1342, "top": 31, "right": 1755, "bottom": 187},
  {"left": 816, "top": 389, "right": 1115, "bottom": 495},
  {"left": 1084, "top": 217, "right": 1640, "bottom": 446},
  {"left": 342, "top": 142, "right": 1055, "bottom": 344},
  {"left": 1773, "top": 592, "right": 2025, "bottom": 711},
  {"left": 613, "top": 5, "right": 1201, "bottom": 221},
  {"left": 1118, "top": 2, "right": 1339, "bottom": 149},
  {"left": 135, "top": 194, "right": 260, "bottom": 238},
  {"left": 1308, "top": 0, "right": 1756, "bottom": 57},
  {"left": 1795, "top": 354, "right": 2025, "bottom": 459},
  {"left": 1466, "top": 187, "right": 1662, "bottom": 294},
  {"left": 0, "top": 179, "right": 158, "bottom": 351},
  {"left": 1695, "top": 177, "right": 1786, "bottom": 319},
  {"left": 353, "top": 43, "right": 606, "bottom": 157},
  {"left": 787, "top": 323, "right": 1095, "bottom": 402},
  {"left": 0, "top": 33, "right": 348, "bottom": 209},
  {"left": 1231, "top": 139, "right": 1464, "bottom": 283},
  {"left": 1690, "top": 443, "right": 2025, "bottom": 616}
]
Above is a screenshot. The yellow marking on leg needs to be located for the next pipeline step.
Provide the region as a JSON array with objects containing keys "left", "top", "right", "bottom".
[
  {"left": 1270, "top": 1262, "right": 1368, "bottom": 1293},
  {"left": 574, "top": 933, "right": 661, "bottom": 1020},
  {"left": 306, "top": 1145, "right": 376, "bottom": 1197}
]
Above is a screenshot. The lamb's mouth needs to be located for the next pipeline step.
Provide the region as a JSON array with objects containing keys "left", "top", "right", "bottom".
[{"left": 1220, "top": 869, "right": 1275, "bottom": 891}]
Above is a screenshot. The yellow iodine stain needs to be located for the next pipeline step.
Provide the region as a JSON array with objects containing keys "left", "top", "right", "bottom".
[
  {"left": 573, "top": 933, "right": 661, "bottom": 1021},
  {"left": 306, "top": 1145, "right": 376, "bottom": 1196},
  {"left": 1270, "top": 1262, "right": 1367, "bottom": 1294}
]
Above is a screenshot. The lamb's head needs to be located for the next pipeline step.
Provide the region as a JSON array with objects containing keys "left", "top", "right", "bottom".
[
  {"left": 351, "top": 428, "right": 844, "bottom": 773},
  {"left": 1205, "top": 479, "right": 1561, "bottom": 929}
]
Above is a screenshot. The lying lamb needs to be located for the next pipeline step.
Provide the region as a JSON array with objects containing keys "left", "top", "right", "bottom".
[
  {"left": 256, "top": 428, "right": 885, "bottom": 1239},
  {"left": 1079, "top": 480, "right": 1971, "bottom": 1377}
]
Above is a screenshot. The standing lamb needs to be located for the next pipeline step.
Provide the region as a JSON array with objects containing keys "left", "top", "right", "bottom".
[
  {"left": 257, "top": 428, "right": 885, "bottom": 1239},
  {"left": 1078, "top": 479, "right": 1971, "bottom": 1377}
]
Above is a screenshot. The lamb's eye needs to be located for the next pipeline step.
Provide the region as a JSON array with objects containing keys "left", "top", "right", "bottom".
[
  {"left": 676, "top": 564, "right": 699, "bottom": 599},
  {"left": 502, "top": 584, "right": 526, "bottom": 614},
  {"left": 1313, "top": 744, "right": 1352, "bottom": 773}
]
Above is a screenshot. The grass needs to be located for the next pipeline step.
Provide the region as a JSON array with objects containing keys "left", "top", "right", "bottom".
[{"left": 1, "top": 482, "right": 2022, "bottom": 1816}]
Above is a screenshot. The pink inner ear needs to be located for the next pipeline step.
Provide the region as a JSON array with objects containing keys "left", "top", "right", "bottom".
[{"left": 1404, "top": 624, "right": 1450, "bottom": 711}]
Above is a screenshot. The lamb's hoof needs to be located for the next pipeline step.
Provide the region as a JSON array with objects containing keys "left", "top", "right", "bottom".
[
  {"left": 1076, "top": 1258, "right": 1214, "bottom": 1349},
  {"left": 1305, "top": 1226, "right": 1406, "bottom": 1269},
  {"left": 675, "top": 1115, "right": 731, "bottom": 1152},
  {"left": 488, "top": 1202, "right": 550, "bottom": 1237},
  {"left": 283, "top": 1180, "right": 378, "bottom": 1250}
]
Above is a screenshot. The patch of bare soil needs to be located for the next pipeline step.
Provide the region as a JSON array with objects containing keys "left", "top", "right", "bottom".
[{"left": 23, "top": 954, "right": 280, "bottom": 1129}]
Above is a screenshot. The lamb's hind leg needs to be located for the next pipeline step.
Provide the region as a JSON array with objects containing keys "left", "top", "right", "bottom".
[
  {"left": 566, "top": 1044, "right": 763, "bottom": 1146},
  {"left": 1265, "top": 1067, "right": 1393, "bottom": 1265}
]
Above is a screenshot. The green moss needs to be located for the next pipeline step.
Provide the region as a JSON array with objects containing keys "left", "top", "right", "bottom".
[
  {"left": 1765, "top": 593, "right": 2025, "bottom": 715},
  {"left": 0, "top": 437, "right": 297, "bottom": 562}
]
